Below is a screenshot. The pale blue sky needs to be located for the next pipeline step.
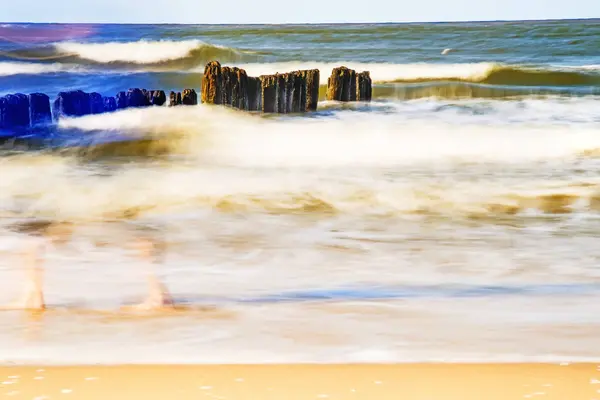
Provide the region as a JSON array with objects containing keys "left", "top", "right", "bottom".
[{"left": 4, "top": 0, "right": 600, "bottom": 24}]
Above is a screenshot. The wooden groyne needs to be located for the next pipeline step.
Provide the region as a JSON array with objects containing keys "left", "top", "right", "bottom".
[
  {"left": 0, "top": 62, "right": 372, "bottom": 132},
  {"left": 201, "top": 61, "right": 321, "bottom": 113},
  {"left": 0, "top": 88, "right": 198, "bottom": 131},
  {"left": 326, "top": 66, "right": 372, "bottom": 102}
]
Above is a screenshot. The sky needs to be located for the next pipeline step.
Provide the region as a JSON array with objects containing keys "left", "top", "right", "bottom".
[{"left": 3, "top": 0, "right": 600, "bottom": 24}]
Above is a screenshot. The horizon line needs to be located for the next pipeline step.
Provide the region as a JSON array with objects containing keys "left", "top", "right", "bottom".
[{"left": 2, "top": 17, "right": 599, "bottom": 25}]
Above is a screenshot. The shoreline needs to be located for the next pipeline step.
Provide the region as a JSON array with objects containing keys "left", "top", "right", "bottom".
[{"left": 1, "top": 363, "right": 598, "bottom": 400}]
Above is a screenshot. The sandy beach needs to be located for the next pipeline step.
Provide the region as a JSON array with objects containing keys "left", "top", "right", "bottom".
[{"left": 1, "top": 363, "right": 599, "bottom": 400}]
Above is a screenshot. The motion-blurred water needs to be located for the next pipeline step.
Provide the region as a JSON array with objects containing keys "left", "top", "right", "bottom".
[{"left": 0, "top": 20, "right": 599, "bottom": 364}]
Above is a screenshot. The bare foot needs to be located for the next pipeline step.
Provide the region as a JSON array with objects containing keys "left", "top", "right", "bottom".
[
  {"left": 123, "top": 237, "right": 174, "bottom": 312},
  {"left": 0, "top": 240, "right": 46, "bottom": 311},
  {"left": 127, "top": 275, "right": 174, "bottom": 311}
]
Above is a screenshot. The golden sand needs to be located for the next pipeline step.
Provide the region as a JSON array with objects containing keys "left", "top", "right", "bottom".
[{"left": 0, "top": 363, "right": 599, "bottom": 400}]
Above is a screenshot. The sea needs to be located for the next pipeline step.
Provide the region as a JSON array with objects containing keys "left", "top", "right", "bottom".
[{"left": 0, "top": 20, "right": 599, "bottom": 365}]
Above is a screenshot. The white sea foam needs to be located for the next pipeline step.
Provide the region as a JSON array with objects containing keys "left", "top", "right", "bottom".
[
  {"left": 572, "top": 64, "right": 600, "bottom": 71},
  {"left": 53, "top": 39, "right": 234, "bottom": 64},
  {"left": 222, "top": 61, "right": 498, "bottom": 85},
  {"left": 58, "top": 102, "right": 600, "bottom": 167},
  {"left": 0, "top": 61, "right": 85, "bottom": 76},
  {"left": 3, "top": 106, "right": 600, "bottom": 366}
]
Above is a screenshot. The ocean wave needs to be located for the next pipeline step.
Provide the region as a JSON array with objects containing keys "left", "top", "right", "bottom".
[
  {"left": 230, "top": 62, "right": 600, "bottom": 87},
  {"left": 52, "top": 39, "right": 236, "bottom": 64},
  {"left": 62, "top": 39, "right": 254, "bottom": 67},
  {"left": 55, "top": 104, "right": 600, "bottom": 165},
  {"left": 385, "top": 64, "right": 600, "bottom": 87},
  {"left": 231, "top": 62, "right": 495, "bottom": 86},
  {"left": 564, "top": 64, "right": 600, "bottom": 71},
  {"left": 0, "top": 61, "right": 87, "bottom": 76},
  {"left": 1, "top": 39, "right": 260, "bottom": 72},
  {"left": 3, "top": 37, "right": 600, "bottom": 89},
  {"left": 371, "top": 83, "right": 599, "bottom": 100},
  {"left": 1, "top": 105, "right": 600, "bottom": 221},
  {"left": 0, "top": 154, "right": 598, "bottom": 221}
]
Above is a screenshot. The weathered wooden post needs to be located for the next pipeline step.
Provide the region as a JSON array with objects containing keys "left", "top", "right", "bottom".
[
  {"left": 104, "top": 96, "right": 117, "bottom": 112},
  {"left": 116, "top": 91, "right": 127, "bottom": 109},
  {"left": 53, "top": 90, "right": 91, "bottom": 119},
  {"left": 259, "top": 70, "right": 318, "bottom": 113},
  {"left": 182, "top": 89, "right": 198, "bottom": 105},
  {"left": 126, "top": 88, "right": 149, "bottom": 107},
  {"left": 327, "top": 66, "right": 353, "bottom": 101},
  {"left": 201, "top": 61, "right": 223, "bottom": 105},
  {"left": 304, "top": 69, "right": 320, "bottom": 111},
  {"left": 260, "top": 75, "right": 278, "bottom": 113},
  {"left": 356, "top": 71, "right": 372, "bottom": 101},
  {"left": 0, "top": 94, "right": 30, "bottom": 129},
  {"left": 90, "top": 92, "right": 104, "bottom": 114},
  {"left": 204, "top": 64, "right": 249, "bottom": 110},
  {"left": 29, "top": 93, "right": 51, "bottom": 126},
  {"left": 291, "top": 72, "right": 306, "bottom": 113},
  {"left": 169, "top": 92, "right": 182, "bottom": 106},
  {"left": 247, "top": 76, "right": 262, "bottom": 111},
  {"left": 230, "top": 68, "right": 248, "bottom": 110},
  {"left": 148, "top": 90, "right": 167, "bottom": 106},
  {"left": 202, "top": 61, "right": 320, "bottom": 113},
  {"left": 327, "top": 67, "right": 371, "bottom": 102}
]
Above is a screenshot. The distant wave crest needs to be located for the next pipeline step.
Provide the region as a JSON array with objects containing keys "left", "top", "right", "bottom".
[
  {"left": 234, "top": 62, "right": 600, "bottom": 88},
  {"left": 1, "top": 39, "right": 260, "bottom": 71},
  {"left": 53, "top": 39, "right": 249, "bottom": 65},
  {"left": 2, "top": 39, "right": 600, "bottom": 91},
  {"left": 385, "top": 63, "right": 600, "bottom": 87},
  {"left": 0, "top": 61, "right": 86, "bottom": 76}
]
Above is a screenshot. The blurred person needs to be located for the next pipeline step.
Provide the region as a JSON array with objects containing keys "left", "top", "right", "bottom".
[
  {"left": 1, "top": 220, "right": 176, "bottom": 312},
  {"left": 0, "top": 220, "right": 73, "bottom": 311},
  {"left": 122, "top": 226, "right": 175, "bottom": 311}
]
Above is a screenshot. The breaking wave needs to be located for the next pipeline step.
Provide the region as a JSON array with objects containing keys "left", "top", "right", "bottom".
[
  {"left": 2, "top": 104, "right": 600, "bottom": 221},
  {"left": 1, "top": 39, "right": 260, "bottom": 71},
  {"left": 386, "top": 63, "right": 600, "bottom": 87},
  {"left": 55, "top": 104, "right": 600, "bottom": 165},
  {"left": 3, "top": 36, "right": 599, "bottom": 91},
  {"left": 0, "top": 61, "right": 87, "bottom": 76},
  {"left": 235, "top": 62, "right": 600, "bottom": 87},
  {"left": 53, "top": 39, "right": 252, "bottom": 65}
]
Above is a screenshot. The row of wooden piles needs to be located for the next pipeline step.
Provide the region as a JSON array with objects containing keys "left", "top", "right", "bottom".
[
  {"left": 200, "top": 61, "right": 372, "bottom": 113},
  {"left": 201, "top": 61, "right": 320, "bottom": 113},
  {"left": 0, "top": 63, "right": 373, "bottom": 130},
  {"left": 0, "top": 88, "right": 199, "bottom": 130}
]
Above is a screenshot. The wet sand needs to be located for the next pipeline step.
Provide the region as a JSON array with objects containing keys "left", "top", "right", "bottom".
[{"left": 0, "top": 363, "right": 598, "bottom": 400}]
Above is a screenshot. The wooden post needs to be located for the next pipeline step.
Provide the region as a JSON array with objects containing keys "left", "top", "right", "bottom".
[
  {"left": 247, "top": 77, "right": 262, "bottom": 111},
  {"left": 169, "top": 91, "right": 182, "bottom": 106},
  {"left": 103, "top": 96, "right": 117, "bottom": 112},
  {"left": 327, "top": 67, "right": 371, "bottom": 102},
  {"left": 53, "top": 90, "right": 91, "bottom": 119},
  {"left": 182, "top": 89, "right": 198, "bottom": 105},
  {"left": 201, "top": 61, "right": 223, "bottom": 105},
  {"left": 90, "top": 92, "right": 104, "bottom": 114},
  {"left": 304, "top": 69, "right": 320, "bottom": 111},
  {"left": 29, "top": 93, "right": 51, "bottom": 126},
  {"left": 356, "top": 72, "right": 372, "bottom": 101},
  {"left": 261, "top": 75, "right": 278, "bottom": 113}
]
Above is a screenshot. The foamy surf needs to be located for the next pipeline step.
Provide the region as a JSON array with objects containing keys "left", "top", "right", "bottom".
[
  {"left": 53, "top": 39, "right": 244, "bottom": 64},
  {"left": 57, "top": 103, "right": 600, "bottom": 166},
  {"left": 0, "top": 103, "right": 593, "bottom": 221},
  {"left": 231, "top": 61, "right": 497, "bottom": 85},
  {"left": 0, "top": 61, "right": 86, "bottom": 76},
  {"left": 1, "top": 21, "right": 600, "bottom": 368},
  {"left": 231, "top": 62, "right": 600, "bottom": 87}
]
